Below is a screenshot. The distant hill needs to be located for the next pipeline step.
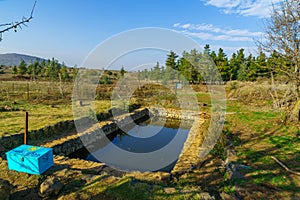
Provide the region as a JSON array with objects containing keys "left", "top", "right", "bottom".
[{"left": 0, "top": 53, "right": 45, "bottom": 66}]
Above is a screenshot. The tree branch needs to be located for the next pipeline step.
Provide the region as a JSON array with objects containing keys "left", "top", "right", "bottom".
[
  {"left": 0, "top": 0, "right": 37, "bottom": 41},
  {"left": 271, "top": 156, "right": 300, "bottom": 176}
]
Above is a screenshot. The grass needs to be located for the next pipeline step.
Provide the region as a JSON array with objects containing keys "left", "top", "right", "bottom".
[
  {"left": 1, "top": 80, "right": 300, "bottom": 199},
  {"left": 224, "top": 97, "right": 300, "bottom": 197},
  {"left": 0, "top": 100, "right": 112, "bottom": 136}
]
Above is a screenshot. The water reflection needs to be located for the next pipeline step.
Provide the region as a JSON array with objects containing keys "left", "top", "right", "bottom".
[{"left": 72, "top": 117, "right": 192, "bottom": 172}]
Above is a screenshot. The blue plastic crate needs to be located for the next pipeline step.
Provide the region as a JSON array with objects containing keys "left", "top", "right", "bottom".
[{"left": 6, "top": 145, "right": 54, "bottom": 175}]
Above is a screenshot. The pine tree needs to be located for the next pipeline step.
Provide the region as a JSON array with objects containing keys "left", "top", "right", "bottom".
[
  {"left": 72, "top": 65, "right": 78, "bottom": 80},
  {"left": 60, "top": 63, "right": 70, "bottom": 81},
  {"left": 216, "top": 48, "right": 231, "bottom": 81},
  {"left": 12, "top": 65, "right": 17, "bottom": 74},
  {"left": 256, "top": 51, "right": 270, "bottom": 78},
  {"left": 18, "top": 60, "right": 27, "bottom": 75},
  {"left": 153, "top": 62, "right": 161, "bottom": 82},
  {"left": 120, "top": 66, "right": 126, "bottom": 77},
  {"left": 165, "top": 51, "right": 178, "bottom": 82}
]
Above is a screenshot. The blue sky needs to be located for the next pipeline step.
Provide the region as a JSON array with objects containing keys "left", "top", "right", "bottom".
[{"left": 0, "top": 0, "right": 281, "bottom": 68}]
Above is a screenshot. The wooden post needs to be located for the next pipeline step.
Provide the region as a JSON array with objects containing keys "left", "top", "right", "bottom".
[
  {"left": 12, "top": 82, "right": 15, "bottom": 102},
  {"left": 26, "top": 82, "right": 30, "bottom": 100},
  {"left": 24, "top": 112, "right": 28, "bottom": 144}
]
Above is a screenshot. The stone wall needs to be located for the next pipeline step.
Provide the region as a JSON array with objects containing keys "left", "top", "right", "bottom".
[
  {"left": 0, "top": 119, "right": 76, "bottom": 153},
  {"left": 0, "top": 104, "right": 141, "bottom": 153},
  {"left": 42, "top": 108, "right": 151, "bottom": 156},
  {"left": 171, "top": 113, "right": 209, "bottom": 174},
  {"left": 149, "top": 107, "right": 201, "bottom": 121},
  {"left": 0, "top": 107, "right": 194, "bottom": 154}
]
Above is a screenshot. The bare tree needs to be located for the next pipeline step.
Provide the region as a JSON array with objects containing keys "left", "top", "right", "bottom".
[
  {"left": 257, "top": 0, "right": 300, "bottom": 121},
  {"left": 0, "top": 1, "right": 37, "bottom": 42}
]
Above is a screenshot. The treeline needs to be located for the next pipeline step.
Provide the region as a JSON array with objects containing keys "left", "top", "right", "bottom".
[
  {"left": 11, "top": 58, "right": 78, "bottom": 82},
  {"left": 139, "top": 44, "right": 280, "bottom": 84}
]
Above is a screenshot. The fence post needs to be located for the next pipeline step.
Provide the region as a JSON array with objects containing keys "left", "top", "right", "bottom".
[
  {"left": 26, "top": 82, "right": 30, "bottom": 100},
  {"left": 24, "top": 112, "right": 28, "bottom": 144},
  {"left": 12, "top": 82, "right": 15, "bottom": 102}
]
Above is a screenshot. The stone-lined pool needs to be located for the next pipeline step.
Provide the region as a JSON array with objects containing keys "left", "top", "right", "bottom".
[{"left": 70, "top": 117, "right": 192, "bottom": 172}]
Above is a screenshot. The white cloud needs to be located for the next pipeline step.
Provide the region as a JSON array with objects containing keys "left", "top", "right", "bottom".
[
  {"left": 175, "top": 23, "right": 262, "bottom": 37},
  {"left": 181, "top": 30, "right": 252, "bottom": 42},
  {"left": 173, "top": 23, "right": 263, "bottom": 42},
  {"left": 203, "top": 0, "right": 282, "bottom": 18},
  {"left": 204, "top": 0, "right": 243, "bottom": 10}
]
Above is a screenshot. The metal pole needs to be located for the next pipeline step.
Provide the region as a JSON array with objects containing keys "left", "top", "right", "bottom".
[{"left": 24, "top": 112, "right": 28, "bottom": 144}]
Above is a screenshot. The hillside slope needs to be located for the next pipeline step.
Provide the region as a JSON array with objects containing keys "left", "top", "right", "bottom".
[{"left": 0, "top": 53, "right": 45, "bottom": 66}]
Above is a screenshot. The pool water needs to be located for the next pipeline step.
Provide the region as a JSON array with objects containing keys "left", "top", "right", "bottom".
[{"left": 73, "top": 117, "right": 191, "bottom": 172}]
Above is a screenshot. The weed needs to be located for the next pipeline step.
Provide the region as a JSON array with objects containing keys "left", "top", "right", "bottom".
[
  {"left": 229, "top": 81, "right": 238, "bottom": 90},
  {"left": 222, "top": 184, "right": 236, "bottom": 194},
  {"left": 269, "top": 135, "right": 295, "bottom": 149},
  {"left": 210, "top": 132, "right": 227, "bottom": 160}
]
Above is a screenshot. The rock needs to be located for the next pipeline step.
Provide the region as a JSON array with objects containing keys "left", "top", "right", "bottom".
[
  {"left": 81, "top": 174, "right": 102, "bottom": 184},
  {"left": 75, "top": 100, "right": 83, "bottom": 106},
  {"left": 108, "top": 107, "right": 125, "bottom": 116},
  {"left": 198, "top": 192, "right": 216, "bottom": 200},
  {"left": 226, "top": 162, "right": 245, "bottom": 179},
  {"left": 0, "top": 179, "right": 12, "bottom": 200},
  {"left": 164, "top": 187, "right": 176, "bottom": 194},
  {"left": 154, "top": 172, "right": 171, "bottom": 182},
  {"left": 53, "top": 168, "right": 69, "bottom": 178},
  {"left": 39, "top": 176, "right": 64, "bottom": 197},
  {"left": 220, "top": 192, "right": 235, "bottom": 200}
]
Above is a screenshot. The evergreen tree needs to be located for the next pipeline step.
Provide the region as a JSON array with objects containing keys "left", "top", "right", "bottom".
[
  {"left": 181, "top": 49, "right": 201, "bottom": 83},
  {"left": 229, "top": 49, "right": 245, "bottom": 80},
  {"left": 72, "top": 65, "right": 78, "bottom": 80},
  {"left": 210, "top": 50, "right": 217, "bottom": 65},
  {"left": 216, "top": 48, "right": 231, "bottom": 81},
  {"left": 165, "top": 51, "right": 178, "bottom": 82},
  {"left": 45, "top": 58, "right": 61, "bottom": 81},
  {"left": 12, "top": 65, "right": 17, "bottom": 74},
  {"left": 237, "top": 54, "right": 257, "bottom": 81},
  {"left": 153, "top": 62, "right": 161, "bottom": 82},
  {"left": 166, "top": 51, "right": 178, "bottom": 69},
  {"left": 27, "top": 60, "right": 40, "bottom": 80},
  {"left": 60, "top": 63, "right": 70, "bottom": 81},
  {"left": 177, "top": 57, "right": 191, "bottom": 82},
  {"left": 204, "top": 44, "right": 211, "bottom": 55},
  {"left": 18, "top": 60, "right": 27, "bottom": 75},
  {"left": 256, "top": 51, "right": 270, "bottom": 78},
  {"left": 120, "top": 66, "right": 126, "bottom": 77}
]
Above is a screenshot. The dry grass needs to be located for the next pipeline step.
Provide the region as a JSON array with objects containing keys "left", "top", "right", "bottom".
[{"left": 0, "top": 100, "right": 112, "bottom": 136}]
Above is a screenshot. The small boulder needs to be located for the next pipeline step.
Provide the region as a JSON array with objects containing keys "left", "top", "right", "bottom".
[
  {"left": 155, "top": 172, "right": 171, "bottom": 182},
  {"left": 164, "top": 187, "right": 176, "bottom": 194},
  {"left": 75, "top": 100, "right": 83, "bottom": 106},
  {"left": 108, "top": 107, "right": 125, "bottom": 116},
  {"left": 198, "top": 192, "right": 216, "bottom": 200},
  {"left": 39, "top": 176, "right": 64, "bottom": 197}
]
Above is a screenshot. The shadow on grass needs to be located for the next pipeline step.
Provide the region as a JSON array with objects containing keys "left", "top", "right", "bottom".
[{"left": 230, "top": 127, "right": 300, "bottom": 199}]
